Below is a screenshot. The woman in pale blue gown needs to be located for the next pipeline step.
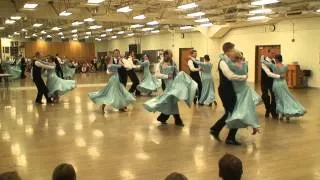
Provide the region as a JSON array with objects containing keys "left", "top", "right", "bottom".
[
  {"left": 225, "top": 50, "right": 260, "bottom": 134},
  {"left": 192, "top": 55, "right": 217, "bottom": 106},
  {"left": 47, "top": 57, "right": 76, "bottom": 102},
  {"left": 88, "top": 63, "right": 135, "bottom": 112},
  {"left": 3, "top": 60, "right": 21, "bottom": 80},
  {"left": 62, "top": 60, "right": 76, "bottom": 79},
  {"left": 262, "top": 54, "right": 306, "bottom": 120},
  {"left": 136, "top": 54, "right": 161, "bottom": 95},
  {"left": 143, "top": 50, "right": 197, "bottom": 126}
]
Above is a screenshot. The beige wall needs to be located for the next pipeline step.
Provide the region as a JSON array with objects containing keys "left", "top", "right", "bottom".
[{"left": 95, "top": 17, "right": 320, "bottom": 87}]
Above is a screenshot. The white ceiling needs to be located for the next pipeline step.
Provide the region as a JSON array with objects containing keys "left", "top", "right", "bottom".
[{"left": 0, "top": 0, "right": 319, "bottom": 41}]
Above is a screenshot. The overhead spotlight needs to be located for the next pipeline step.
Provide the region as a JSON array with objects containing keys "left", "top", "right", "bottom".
[
  {"left": 101, "top": 34, "right": 107, "bottom": 37},
  {"left": 40, "top": 30, "right": 47, "bottom": 34},
  {"left": 147, "top": 21, "right": 159, "bottom": 25},
  {"left": 58, "top": 32, "right": 63, "bottom": 36},
  {"left": 142, "top": 27, "right": 154, "bottom": 31},
  {"left": 21, "top": 28, "right": 28, "bottom": 32},
  {"left": 85, "top": 36, "right": 90, "bottom": 39},
  {"left": 187, "top": 11, "right": 205, "bottom": 17},
  {"left": 0, "top": 27, "right": 5, "bottom": 30},
  {"left": 133, "top": 14, "right": 146, "bottom": 20},
  {"left": 51, "top": 27, "right": 62, "bottom": 31},
  {"left": 128, "top": 33, "right": 134, "bottom": 36},
  {"left": 32, "top": 33, "right": 37, "bottom": 37},
  {"left": 248, "top": 15, "right": 269, "bottom": 21},
  {"left": 199, "top": 22, "right": 213, "bottom": 27},
  {"left": 249, "top": 8, "right": 272, "bottom": 14},
  {"left": 72, "top": 21, "right": 84, "bottom": 26},
  {"left": 8, "top": 35, "right": 13, "bottom": 38},
  {"left": 151, "top": 30, "right": 160, "bottom": 33},
  {"left": 71, "top": 29, "right": 77, "bottom": 33},
  {"left": 117, "top": 6, "right": 132, "bottom": 13},
  {"left": 84, "top": 18, "right": 95, "bottom": 22},
  {"left": 180, "top": 25, "right": 193, "bottom": 30},
  {"left": 23, "top": 3, "right": 38, "bottom": 9},
  {"left": 86, "top": 32, "right": 92, "bottom": 35},
  {"left": 5, "top": 19, "right": 16, "bottom": 24},
  {"left": 10, "top": 16, "right": 22, "bottom": 20},
  {"left": 111, "top": 36, "right": 117, "bottom": 39},
  {"left": 25, "top": 36, "right": 30, "bottom": 39},
  {"left": 177, "top": 2, "right": 198, "bottom": 10},
  {"left": 106, "top": 28, "right": 113, "bottom": 32},
  {"left": 59, "top": 11, "right": 72, "bottom": 16},
  {"left": 61, "top": 36, "right": 65, "bottom": 39},
  {"left": 14, "top": 32, "right": 20, "bottom": 35},
  {"left": 33, "top": 23, "right": 43, "bottom": 27},
  {"left": 72, "top": 34, "right": 78, "bottom": 37},
  {"left": 47, "top": 35, "right": 52, "bottom": 38},
  {"left": 316, "top": 9, "right": 320, "bottom": 13},
  {"left": 89, "top": 25, "right": 102, "bottom": 29},
  {"left": 117, "top": 31, "right": 124, "bottom": 34},
  {"left": 194, "top": 18, "right": 209, "bottom": 23},
  {"left": 131, "top": 24, "right": 144, "bottom": 28},
  {"left": 251, "top": 0, "right": 279, "bottom": 6},
  {"left": 73, "top": 37, "right": 78, "bottom": 41},
  {"left": 88, "top": 0, "right": 105, "bottom": 4},
  {"left": 95, "top": 38, "right": 102, "bottom": 41}
]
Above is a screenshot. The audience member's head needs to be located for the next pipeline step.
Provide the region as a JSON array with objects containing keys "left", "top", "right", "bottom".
[
  {"left": 267, "top": 49, "right": 276, "bottom": 59},
  {"left": 52, "top": 163, "right": 76, "bottom": 180},
  {"left": 113, "top": 49, "right": 120, "bottom": 58},
  {"left": 275, "top": 54, "right": 283, "bottom": 63},
  {"left": 143, "top": 54, "right": 150, "bottom": 61},
  {"left": 204, "top": 54, "right": 210, "bottom": 62},
  {"left": 219, "top": 153, "right": 243, "bottom": 180},
  {"left": 35, "top": 52, "right": 40, "bottom": 58},
  {"left": 0, "top": 171, "right": 22, "bottom": 180},
  {"left": 191, "top": 49, "right": 197, "bottom": 58},
  {"left": 222, "top": 42, "right": 235, "bottom": 54},
  {"left": 165, "top": 172, "right": 188, "bottom": 180}
]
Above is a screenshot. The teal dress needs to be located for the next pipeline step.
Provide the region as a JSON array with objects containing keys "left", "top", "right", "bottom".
[
  {"left": 263, "top": 62, "right": 306, "bottom": 117},
  {"left": 3, "top": 61, "right": 21, "bottom": 80},
  {"left": 144, "top": 70, "right": 197, "bottom": 115},
  {"left": 47, "top": 69, "right": 76, "bottom": 97},
  {"left": 193, "top": 60, "right": 216, "bottom": 104},
  {"left": 62, "top": 62, "right": 76, "bottom": 79},
  {"left": 137, "top": 61, "right": 161, "bottom": 93},
  {"left": 225, "top": 62, "right": 260, "bottom": 129},
  {"left": 88, "top": 64, "right": 136, "bottom": 109}
]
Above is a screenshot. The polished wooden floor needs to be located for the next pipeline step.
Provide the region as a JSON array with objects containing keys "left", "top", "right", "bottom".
[{"left": 0, "top": 72, "right": 319, "bottom": 180}]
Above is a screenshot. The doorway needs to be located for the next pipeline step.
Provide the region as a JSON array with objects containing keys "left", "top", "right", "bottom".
[
  {"left": 255, "top": 45, "right": 281, "bottom": 85},
  {"left": 179, "top": 48, "right": 193, "bottom": 74}
]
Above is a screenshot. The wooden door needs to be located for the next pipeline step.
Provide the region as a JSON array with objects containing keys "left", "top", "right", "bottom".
[
  {"left": 179, "top": 48, "right": 193, "bottom": 74},
  {"left": 255, "top": 45, "right": 281, "bottom": 84}
]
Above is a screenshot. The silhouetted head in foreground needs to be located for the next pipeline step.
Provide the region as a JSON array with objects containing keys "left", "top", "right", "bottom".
[
  {"left": 52, "top": 163, "right": 76, "bottom": 180},
  {"left": 219, "top": 153, "right": 243, "bottom": 180},
  {"left": 165, "top": 172, "right": 188, "bottom": 180}
]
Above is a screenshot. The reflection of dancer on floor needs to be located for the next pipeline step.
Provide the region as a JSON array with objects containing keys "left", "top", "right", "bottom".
[
  {"left": 143, "top": 50, "right": 197, "bottom": 127},
  {"left": 136, "top": 54, "right": 161, "bottom": 95},
  {"left": 191, "top": 55, "right": 217, "bottom": 106},
  {"left": 32, "top": 52, "right": 55, "bottom": 104},
  {"left": 88, "top": 62, "right": 136, "bottom": 113},
  {"left": 47, "top": 56, "right": 76, "bottom": 103},
  {"left": 225, "top": 49, "right": 260, "bottom": 136},
  {"left": 210, "top": 42, "right": 247, "bottom": 145},
  {"left": 262, "top": 54, "right": 306, "bottom": 121}
]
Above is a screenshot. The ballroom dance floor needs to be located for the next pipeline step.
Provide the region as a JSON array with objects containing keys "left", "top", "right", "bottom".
[{"left": 0, "top": 72, "right": 319, "bottom": 180}]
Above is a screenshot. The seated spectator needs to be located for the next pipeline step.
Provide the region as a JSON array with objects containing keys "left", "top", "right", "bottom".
[
  {"left": 165, "top": 172, "right": 188, "bottom": 180},
  {"left": 52, "top": 163, "right": 76, "bottom": 180},
  {"left": 0, "top": 171, "right": 22, "bottom": 180},
  {"left": 219, "top": 153, "right": 243, "bottom": 180}
]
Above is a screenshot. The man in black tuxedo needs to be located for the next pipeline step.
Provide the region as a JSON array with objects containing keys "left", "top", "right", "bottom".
[
  {"left": 210, "top": 42, "right": 248, "bottom": 145},
  {"left": 54, "top": 53, "right": 64, "bottom": 79},
  {"left": 112, "top": 49, "right": 127, "bottom": 86},
  {"left": 261, "top": 49, "right": 281, "bottom": 119}
]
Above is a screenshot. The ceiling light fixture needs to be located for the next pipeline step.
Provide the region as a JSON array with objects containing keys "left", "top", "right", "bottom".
[
  {"left": 111, "top": 35, "right": 117, "bottom": 39},
  {"left": 25, "top": 36, "right": 30, "bottom": 39},
  {"left": 72, "top": 34, "right": 78, "bottom": 37},
  {"left": 147, "top": 21, "right": 159, "bottom": 25},
  {"left": 88, "top": 0, "right": 105, "bottom": 4},
  {"left": 71, "top": 29, "right": 77, "bottom": 33},
  {"left": 195, "top": 18, "right": 210, "bottom": 23},
  {"left": 106, "top": 28, "right": 113, "bottom": 32},
  {"left": 131, "top": 24, "right": 144, "bottom": 28},
  {"left": 199, "top": 22, "right": 213, "bottom": 27},
  {"left": 248, "top": 15, "right": 269, "bottom": 21},
  {"left": 128, "top": 33, "right": 134, "bottom": 36},
  {"left": 249, "top": 8, "right": 272, "bottom": 14},
  {"left": 151, "top": 30, "right": 160, "bottom": 33},
  {"left": 73, "top": 38, "right": 78, "bottom": 41},
  {"left": 117, "top": 31, "right": 125, "bottom": 34},
  {"left": 85, "top": 36, "right": 90, "bottom": 39},
  {"left": 0, "top": 27, "right": 5, "bottom": 30},
  {"left": 89, "top": 25, "right": 102, "bottom": 29},
  {"left": 72, "top": 21, "right": 84, "bottom": 26},
  {"left": 142, "top": 27, "right": 154, "bottom": 31},
  {"left": 316, "top": 9, "right": 320, "bottom": 13},
  {"left": 41, "top": 30, "right": 47, "bottom": 34},
  {"left": 86, "top": 31, "right": 92, "bottom": 35},
  {"left": 177, "top": 2, "right": 198, "bottom": 10},
  {"left": 251, "top": 0, "right": 279, "bottom": 6},
  {"left": 5, "top": 19, "right": 16, "bottom": 24},
  {"left": 58, "top": 32, "right": 63, "bottom": 36},
  {"left": 133, "top": 14, "right": 146, "bottom": 20},
  {"left": 21, "top": 28, "right": 28, "bottom": 32},
  {"left": 23, "top": 3, "right": 38, "bottom": 9},
  {"left": 10, "top": 16, "right": 22, "bottom": 20},
  {"left": 59, "top": 11, "right": 72, "bottom": 16},
  {"left": 84, "top": 18, "right": 95, "bottom": 22},
  {"left": 117, "top": 6, "right": 132, "bottom": 13},
  {"left": 52, "top": 27, "right": 62, "bottom": 31},
  {"left": 33, "top": 23, "right": 43, "bottom": 27},
  {"left": 187, "top": 11, "right": 205, "bottom": 17},
  {"left": 32, "top": 33, "right": 37, "bottom": 37},
  {"left": 47, "top": 35, "right": 52, "bottom": 38},
  {"left": 8, "top": 35, "right": 13, "bottom": 38},
  {"left": 61, "top": 36, "right": 65, "bottom": 39},
  {"left": 95, "top": 38, "right": 102, "bottom": 41},
  {"left": 101, "top": 34, "right": 107, "bottom": 37},
  {"left": 180, "top": 25, "right": 193, "bottom": 30},
  {"left": 14, "top": 32, "right": 20, "bottom": 35}
]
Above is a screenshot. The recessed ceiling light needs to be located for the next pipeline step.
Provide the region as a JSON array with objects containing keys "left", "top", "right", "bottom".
[
  {"left": 71, "top": 29, "right": 77, "bottom": 33},
  {"left": 151, "top": 30, "right": 160, "bottom": 33},
  {"left": 251, "top": 0, "right": 279, "bottom": 6},
  {"left": 133, "top": 14, "right": 146, "bottom": 20},
  {"left": 89, "top": 25, "right": 102, "bottom": 30},
  {"left": 147, "top": 21, "right": 159, "bottom": 25},
  {"left": 21, "top": 28, "right": 28, "bottom": 32},
  {"left": 0, "top": 27, "right": 5, "bottom": 30},
  {"left": 177, "top": 2, "right": 198, "bottom": 10},
  {"left": 95, "top": 38, "right": 102, "bottom": 41},
  {"left": 249, "top": 8, "right": 272, "bottom": 14},
  {"left": 58, "top": 32, "right": 63, "bottom": 36},
  {"left": 316, "top": 9, "right": 320, "bottom": 13},
  {"left": 61, "top": 36, "right": 65, "bottom": 39},
  {"left": 199, "top": 22, "right": 213, "bottom": 27},
  {"left": 72, "top": 34, "right": 78, "bottom": 37},
  {"left": 59, "top": 11, "right": 72, "bottom": 16},
  {"left": 195, "top": 18, "right": 210, "bottom": 23},
  {"left": 5, "top": 19, "right": 16, "bottom": 24},
  {"left": 14, "top": 32, "right": 20, "bottom": 35},
  {"left": 41, "top": 30, "right": 47, "bottom": 34},
  {"left": 117, "top": 6, "right": 132, "bottom": 13},
  {"left": 72, "top": 21, "right": 84, "bottom": 26},
  {"left": 86, "top": 31, "right": 92, "bottom": 35},
  {"left": 131, "top": 24, "right": 144, "bottom": 28},
  {"left": 128, "top": 33, "right": 134, "bottom": 36},
  {"left": 51, "top": 27, "right": 62, "bottom": 31},
  {"left": 33, "top": 23, "right": 43, "bottom": 27},
  {"left": 248, "top": 15, "right": 269, "bottom": 21},
  {"left": 10, "top": 16, "right": 22, "bottom": 20},
  {"left": 73, "top": 38, "right": 78, "bottom": 41},
  {"left": 142, "top": 27, "right": 154, "bottom": 31},
  {"left": 180, "top": 26, "right": 193, "bottom": 30},
  {"left": 84, "top": 18, "right": 95, "bottom": 22},
  {"left": 187, "top": 12, "right": 205, "bottom": 17},
  {"left": 8, "top": 35, "right": 13, "bottom": 38},
  {"left": 106, "top": 28, "right": 113, "bottom": 32},
  {"left": 117, "top": 31, "right": 124, "bottom": 34},
  {"left": 25, "top": 36, "right": 30, "bottom": 39},
  {"left": 88, "top": 0, "right": 105, "bottom": 4},
  {"left": 85, "top": 36, "right": 90, "bottom": 39},
  {"left": 23, "top": 3, "right": 38, "bottom": 9},
  {"left": 32, "top": 33, "right": 37, "bottom": 37},
  {"left": 47, "top": 35, "right": 52, "bottom": 38},
  {"left": 111, "top": 35, "right": 117, "bottom": 39},
  {"left": 39, "top": 37, "right": 43, "bottom": 39},
  {"left": 101, "top": 34, "right": 107, "bottom": 37}
]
